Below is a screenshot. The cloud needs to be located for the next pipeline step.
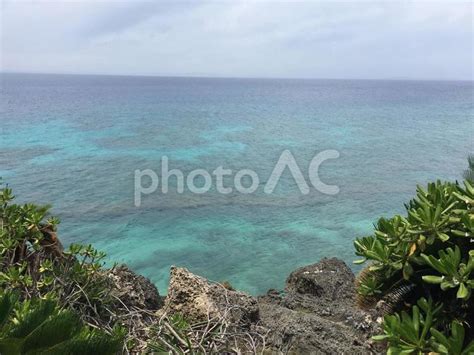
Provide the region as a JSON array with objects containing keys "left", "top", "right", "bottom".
[{"left": 1, "top": 1, "right": 472, "bottom": 79}]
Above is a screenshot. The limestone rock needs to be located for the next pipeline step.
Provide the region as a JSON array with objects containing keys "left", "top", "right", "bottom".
[
  {"left": 108, "top": 264, "right": 163, "bottom": 310},
  {"left": 258, "top": 258, "right": 381, "bottom": 353},
  {"left": 286, "top": 257, "right": 355, "bottom": 300},
  {"left": 157, "top": 259, "right": 381, "bottom": 353},
  {"left": 161, "top": 266, "right": 258, "bottom": 327},
  {"left": 259, "top": 302, "right": 374, "bottom": 354}
]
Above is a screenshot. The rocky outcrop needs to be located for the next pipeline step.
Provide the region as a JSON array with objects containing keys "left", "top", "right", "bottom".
[
  {"left": 258, "top": 258, "right": 381, "bottom": 353},
  {"left": 286, "top": 257, "right": 355, "bottom": 300},
  {"left": 104, "top": 265, "right": 164, "bottom": 352},
  {"left": 258, "top": 303, "right": 373, "bottom": 354},
  {"left": 161, "top": 266, "right": 259, "bottom": 327},
  {"left": 108, "top": 264, "right": 163, "bottom": 311},
  {"left": 280, "top": 258, "right": 374, "bottom": 323},
  {"left": 158, "top": 258, "right": 381, "bottom": 354}
]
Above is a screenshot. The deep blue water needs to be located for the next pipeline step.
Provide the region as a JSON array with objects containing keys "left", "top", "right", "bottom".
[{"left": 1, "top": 73, "right": 473, "bottom": 294}]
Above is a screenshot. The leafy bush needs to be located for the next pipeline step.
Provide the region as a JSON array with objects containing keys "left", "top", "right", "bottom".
[
  {"left": 0, "top": 185, "right": 116, "bottom": 326},
  {"left": 354, "top": 180, "right": 474, "bottom": 353},
  {"left": 0, "top": 291, "right": 123, "bottom": 355},
  {"left": 374, "top": 297, "right": 474, "bottom": 354},
  {"left": 0, "top": 185, "right": 167, "bottom": 352}
]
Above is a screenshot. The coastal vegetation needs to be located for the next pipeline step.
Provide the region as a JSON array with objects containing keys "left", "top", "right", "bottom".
[
  {"left": 0, "top": 185, "right": 126, "bottom": 353},
  {"left": 0, "top": 292, "right": 123, "bottom": 354},
  {"left": 355, "top": 180, "right": 474, "bottom": 353},
  {"left": 1, "top": 176, "right": 473, "bottom": 353}
]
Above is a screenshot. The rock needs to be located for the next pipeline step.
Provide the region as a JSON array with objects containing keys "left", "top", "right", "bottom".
[
  {"left": 156, "top": 259, "right": 381, "bottom": 353},
  {"left": 258, "top": 258, "right": 382, "bottom": 353},
  {"left": 259, "top": 302, "right": 374, "bottom": 354},
  {"left": 258, "top": 288, "right": 284, "bottom": 305},
  {"left": 105, "top": 265, "right": 163, "bottom": 352},
  {"left": 108, "top": 264, "right": 163, "bottom": 310},
  {"left": 282, "top": 258, "right": 361, "bottom": 320},
  {"left": 161, "top": 266, "right": 258, "bottom": 327},
  {"left": 285, "top": 257, "right": 355, "bottom": 300}
]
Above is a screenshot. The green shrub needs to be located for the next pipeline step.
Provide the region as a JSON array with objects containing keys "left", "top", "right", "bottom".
[
  {"left": 0, "top": 185, "right": 166, "bottom": 352},
  {"left": 354, "top": 180, "right": 474, "bottom": 353},
  {"left": 0, "top": 185, "right": 115, "bottom": 327},
  {"left": 373, "top": 297, "right": 474, "bottom": 354},
  {"left": 0, "top": 291, "right": 123, "bottom": 355}
]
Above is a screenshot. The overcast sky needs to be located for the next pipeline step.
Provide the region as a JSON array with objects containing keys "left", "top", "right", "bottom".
[{"left": 1, "top": 1, "right": 472, "bottom": 80}]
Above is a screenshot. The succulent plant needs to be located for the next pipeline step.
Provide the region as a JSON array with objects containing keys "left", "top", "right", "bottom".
[{"left": 354, "top": 180, "right": 474, "bottom": 353}]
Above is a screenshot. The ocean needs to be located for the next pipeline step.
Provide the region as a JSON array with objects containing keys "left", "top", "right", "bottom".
[{"left": 1, "top": 73, "right": 472, "bottom": 294}]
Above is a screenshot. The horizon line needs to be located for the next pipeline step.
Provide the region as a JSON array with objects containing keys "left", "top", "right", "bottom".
[{"left": 1, "top": 70, "right": 473, "bottom": 83}]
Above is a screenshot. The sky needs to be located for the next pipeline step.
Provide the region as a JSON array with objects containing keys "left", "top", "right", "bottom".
[{"left": 1, "top": 1, "right": 473, "bottom": 80}]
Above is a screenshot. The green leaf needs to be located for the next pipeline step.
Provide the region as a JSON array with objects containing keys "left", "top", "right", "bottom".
[
  {"left": 422, "top": 275, "right": 444, "bottom": 284},
  {"left": 403, "top": 262, "right": 414, "bottom": 280},
  {"left": 0, "top": 293, "right": 15, "bottom": 329},
  {"left": 461, "top": 340, "right": 474, "bottom": 355},
  {"left": 457, "top": 283, "right": 469, "bottom": 299},
  {"left": 437, "top": 232, "right": 450, "bottom": 242},
  {"left": 372, "top": 334, "right": 390, "bottom": 341}
]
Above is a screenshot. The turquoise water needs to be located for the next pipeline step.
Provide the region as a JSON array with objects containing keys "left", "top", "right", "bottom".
[{"left": 1, "top": 73, "right": 473, "bottom": 294}]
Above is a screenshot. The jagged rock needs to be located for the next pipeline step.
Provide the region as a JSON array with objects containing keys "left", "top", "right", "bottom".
[
  {"left": 161, "top": 266, "right": 258, "bottom": 327},
  {"left": 258, "top": 258, "right": 382, "bottom": 353},
  {"left": 259, "top": 302, "right": 374, "bottom": 354},
  {"left": 282, "top": 258, "right": 363, "bottom": 320},
  {"left": 155, "top": 259, "right": 381, "bottom": 353},
  {"left": 108, "top": 264, "right": 163, "bottom": 310},
  {"left": 286, "top": 257, "right": 355, "bottom": 300}
]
